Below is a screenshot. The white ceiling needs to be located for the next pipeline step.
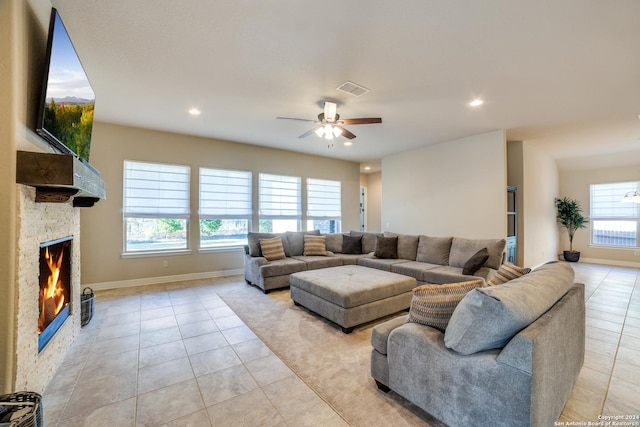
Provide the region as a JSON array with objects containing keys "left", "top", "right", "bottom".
[{"left": 51, "top": 0, "right": 640, "bottom": 172}]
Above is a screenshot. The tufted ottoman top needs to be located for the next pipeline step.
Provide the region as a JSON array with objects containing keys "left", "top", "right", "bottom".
[{"left": 290, "top": 265, "right": 416, "bottom": 309}]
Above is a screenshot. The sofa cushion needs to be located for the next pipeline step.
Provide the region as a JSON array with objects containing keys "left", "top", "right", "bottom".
[
  {"left": 449, "top": 237, "right": 505, "bottom": 270},
  {"left": 375, "top": 236, "right": 398, "bottom": 259},
  {"left": 342, "top": 235, "right": 363, "bottom": 254},
  {"left": 416, "top": 236, "right": 453, "bottom": 265},
  {"left": 420, "top": 266, "right": 474, "bottom": 285},
  {"left": 259, "top": 237, "right": 286, "bottom": 261},
  {"left": 286, "top": 230, "right": 320, "bottom": 256},
  {"left": 391, "top": 261, "right": 440, "bottom": 280},
  {"left": 293, "top": 255, "right": 342, "bottom": 270},
  {"left": 350, "top": 231, "right": 383, "bottom": 254},
  {"left": 444, "top": 262, "right": 575, "bottom": 355},
  {"left": 385, "top": 232, "right": 419, "bottom": 260},
  {"left": 259, "top": 257, "right": 307, "bottom": 278},
  {"left": 487, "top": 262, "right": 531, "bottom": 286},
  {"left": 358, "top": 257, "right": 409, "bottom": 272},
  {"left": 462, "top": 248, "right": 489, "bottom": 275},
  {"left": 303, "top": 235, "right": 327, "bottom": 256},
  {"left": 371, "top": 314, "right": 410, "bottom": 355},
  {"left": 408, "top": 280, "right": 483, "bottom": 332},
  {"left": 324, "top": 233, "right": 343, "bottom": 253}
]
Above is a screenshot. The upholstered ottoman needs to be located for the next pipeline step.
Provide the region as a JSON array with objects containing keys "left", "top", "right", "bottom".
[{"left": 290, "top": 265, "right": 417, "bottom": 333}]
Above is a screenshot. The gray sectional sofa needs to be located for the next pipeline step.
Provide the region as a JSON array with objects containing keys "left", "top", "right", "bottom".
[
  {"left": 370, "top": 262, "right": 585, "bottom": 427},
  {"left": 243, "top": 230, "right": 506, "bottom": 293}
]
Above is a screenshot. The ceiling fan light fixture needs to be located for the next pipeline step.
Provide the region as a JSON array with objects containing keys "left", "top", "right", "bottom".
[
  {"left": 332, "top": 126, "right": 342, "bottom": 137},
  {"left": 622, "top": 191, "right": 640, "bottom": 203},
  {"left": 315, "top": 127, "right": 324, "bottom": 137}
]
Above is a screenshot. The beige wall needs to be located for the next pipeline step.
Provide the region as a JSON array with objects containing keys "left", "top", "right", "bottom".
[
  {"left": 521, "top": 142, "right": 560, "bottom": 267},
  {"left": 82, "top": 122, "right": 361, "bottom": 286},
  {"left": 381, "top": 130, "right": 507, "bottom": 238},
  {"left": 560, "top": 165, "right": 640, "bottom": 267}
]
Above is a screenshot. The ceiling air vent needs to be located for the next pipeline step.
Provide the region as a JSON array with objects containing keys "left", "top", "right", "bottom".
[{"left": 337, "top": 81, "right": 370, "bottom": 97}]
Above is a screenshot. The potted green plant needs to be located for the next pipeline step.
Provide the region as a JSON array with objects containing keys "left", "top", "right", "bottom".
[{"left": 555, "top": 197, "right": 589, "bottom": 262}]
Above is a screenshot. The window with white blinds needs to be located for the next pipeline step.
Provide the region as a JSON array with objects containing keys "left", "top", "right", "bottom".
[
  {"left": 307, "top": 178, "right": 342, "bottom": 233},
  {"left": 199, "top": 168, "right": 252, "bottom": 219},
  {"left": 259, "top": 173, "right": 301, "bottom": 219},
  {"left": 124, "top": 161, "right": 190, "bottom": 217},
  {"left": 123, "top": 161, "right": 190, "bottom": 253},
  {"left": 258, "top": 173, "right": 301, "bottom": 232},
  {"left": 199, "top": 168, "right": 252, "bottom": 248},
  {"left": 307, "top": 178, "right": 341, "bottom": 219},
  {"left": 590, "top": 181, "right": 640, "bottom": 248}
]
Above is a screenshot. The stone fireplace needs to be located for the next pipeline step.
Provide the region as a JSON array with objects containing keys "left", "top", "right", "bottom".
[{"left": 14, "top": 184, "right": 81, "bottom": 393}]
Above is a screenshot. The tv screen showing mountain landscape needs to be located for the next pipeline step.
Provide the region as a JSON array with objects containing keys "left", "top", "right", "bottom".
[{"left": 40, "top": 10, "right": 95, "bottom": 162}]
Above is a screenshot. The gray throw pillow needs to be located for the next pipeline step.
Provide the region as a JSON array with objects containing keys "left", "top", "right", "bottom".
[
  {"left": 416, "top": 236, "right": 453, "bottom": 265},
  {"left": 462, "top": 248, "right": 489, "bottom": 275},
  {"left": 444, "top": 262, "right": 575, "bottom": 355},
  {"left": 374, "top": 236, "right": 398, "bottom": 259},
  {"left": 449, "top": 238, "right": 505, "bottom": 270},
  {"left": 342, "top": 235, "right": 362, "bottom": 254}
]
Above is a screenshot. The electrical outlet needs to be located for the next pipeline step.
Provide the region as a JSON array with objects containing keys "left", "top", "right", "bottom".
[{"left": 162, "top": 260, "right": 169, "bottom": 268}]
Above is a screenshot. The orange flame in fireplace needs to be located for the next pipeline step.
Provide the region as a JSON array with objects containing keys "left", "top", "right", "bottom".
[{"left": 38, "top": 245, "right": 67, "bottom": 334}]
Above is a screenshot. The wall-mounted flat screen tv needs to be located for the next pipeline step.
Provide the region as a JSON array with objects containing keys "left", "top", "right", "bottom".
[{"left": 37, "top": 8, "right": 95, "bottom": 163}]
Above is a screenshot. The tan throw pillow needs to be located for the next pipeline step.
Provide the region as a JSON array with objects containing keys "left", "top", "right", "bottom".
[
  {"left": 408, "top": 280, "right": 483, "bottom": 332},
  {"left": 303, "top": 234, "right": 327, "bottom": 256},
  {"left": 487, "top": 262, "right": 531, "bottom": 286},
  {"left": 259, "top": 237, "right": 286, "bottom": 261}
]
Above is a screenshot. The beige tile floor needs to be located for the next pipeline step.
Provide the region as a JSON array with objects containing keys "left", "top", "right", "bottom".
[{"left": 41, "top": 263, "right": 639, "bottom": 426}]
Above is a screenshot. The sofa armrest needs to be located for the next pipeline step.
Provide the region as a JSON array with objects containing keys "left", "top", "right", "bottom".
[{"left": 243, "top": 245, "right": 250, "bottom": 255}]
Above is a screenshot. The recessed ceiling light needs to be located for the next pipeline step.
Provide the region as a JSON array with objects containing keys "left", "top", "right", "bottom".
[
  {"left": 364, "top": 166, "right": 371, "bottom": 170},
  {"left": 344, "top": 141, "right": 353, "bottom": 146},
  {"left": 469, "top": 99, "right": 484, "bottom": 107},
  {"left": 189, "top": 108, "right": 201, "bottom": 115}
]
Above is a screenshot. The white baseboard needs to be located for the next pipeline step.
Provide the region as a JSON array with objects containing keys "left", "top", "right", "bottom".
[
  {"left": 85, "top": 269, "right": 244, "bottom": 291},
  {"left": 578, "top": 257, "right": 640, "bottom": 269}
]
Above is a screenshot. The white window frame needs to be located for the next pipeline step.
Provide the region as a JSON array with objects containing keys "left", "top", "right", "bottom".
[
  {"left": 123, "top": 160, "right": 191, "bottom": 255},
  {"left": 590, "top": 181, "right": 640, "bottom": 249},
  {"left": 306, "top": 178, "right": 342, "bottom": 233},
  {"left": 259, "top": 173, "right": 301, "bottom": 232},
  {"left": 199, "top": 168, "right": 252, "bottom": 249}
]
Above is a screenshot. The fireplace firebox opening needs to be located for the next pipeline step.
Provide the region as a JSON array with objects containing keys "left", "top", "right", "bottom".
[{"left": 38, "top": 236, "right": 72, "bottom": 353}]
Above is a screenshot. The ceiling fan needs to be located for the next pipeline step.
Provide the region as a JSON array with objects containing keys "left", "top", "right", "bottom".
[{"left": 277, "top": 101, "right": 382, "bottom": 142}]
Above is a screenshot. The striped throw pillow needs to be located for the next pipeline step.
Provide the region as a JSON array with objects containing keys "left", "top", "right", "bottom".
[
  {"left": 408, "top": 280, "right": 483, "bottom": 332},
  {"left": 487, "top": 262, "right": 531, "bottom": 286},
  {"left": 303, "top": 235, "right": 327, "bottom": 256},
  {"left": 259, "top": 237, "right": 286, "bottom": 261}
]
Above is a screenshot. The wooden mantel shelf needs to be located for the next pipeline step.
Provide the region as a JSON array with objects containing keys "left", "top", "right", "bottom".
[{"left": 16, "top": 151, "right": 106, "bottom": 207}]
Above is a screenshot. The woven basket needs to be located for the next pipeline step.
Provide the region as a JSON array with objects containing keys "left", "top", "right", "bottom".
[
  {"left": 0, "top": 392, "right": 43, "bottom": 427},
  {"left": 80, "top": 287, "right": 95, "bottom": 327}
]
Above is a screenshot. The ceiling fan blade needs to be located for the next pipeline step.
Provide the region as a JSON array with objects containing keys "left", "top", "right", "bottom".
[
  {"left": 298, "top": 127, "right": 321, "bottom": 138},
  {"left": 341, "top": 117, "right": 382, "bottom": 125},
  {"left": 335, "top": 126, "right": 356, "bottom": 140},
  {"left": 276, "top": 116, "right": 316, "bottom": 122},
  {"left": 324, "top": 101, "right": 338, "bottom": 122}
]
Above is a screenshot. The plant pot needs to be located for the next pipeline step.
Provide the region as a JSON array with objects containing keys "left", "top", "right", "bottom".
[{"left": 563, "top": 251, "right": 581, "bottom": 262}]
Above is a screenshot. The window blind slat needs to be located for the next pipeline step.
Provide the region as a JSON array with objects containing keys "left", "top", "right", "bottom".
[{"left": 123, "top": 161, "right": 190, "bottom": 216}]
